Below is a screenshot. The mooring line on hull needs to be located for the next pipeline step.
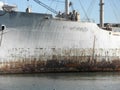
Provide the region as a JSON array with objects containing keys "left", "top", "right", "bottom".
[
  {"left": 92, "top": 35, "right": 96, "bottom": 61},
  {"left": 0, "top": 24, "right": 6, "bottom": 46},
  {"left": 0, "top": 30, "right": 3, "bottom": 46}
]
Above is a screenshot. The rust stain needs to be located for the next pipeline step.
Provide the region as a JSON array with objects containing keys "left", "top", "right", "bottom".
[{"left": 0, "top": 48, "right": 120, "bottom": 73}]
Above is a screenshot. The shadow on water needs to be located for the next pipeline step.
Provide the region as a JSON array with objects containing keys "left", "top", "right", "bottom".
[{"left": 0, "top": 72, "right": 120, "bottom": 79}]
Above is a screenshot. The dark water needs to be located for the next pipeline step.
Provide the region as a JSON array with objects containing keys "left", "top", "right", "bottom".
[{"left": 0, "top": 72, "right": 120, "bottom": 90}]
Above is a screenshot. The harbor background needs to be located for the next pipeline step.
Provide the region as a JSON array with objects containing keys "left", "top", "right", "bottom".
[
  {"left": 6, "top": 0, "right": 120, "bottom": 23},
  {"left": 0, "top": 72, "right": 120, "bottom": 90}
]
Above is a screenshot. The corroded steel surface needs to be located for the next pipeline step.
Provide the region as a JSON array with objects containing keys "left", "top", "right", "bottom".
[
  {"left": 0, "top": 48, "right": 120, "bottom": 73},
  {"left": 0, "top": 55, "right": 120, "bottom": 73}
]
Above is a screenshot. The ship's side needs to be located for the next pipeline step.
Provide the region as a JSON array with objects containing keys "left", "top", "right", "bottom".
[{"left": 0, "top": 11, "right": 120, "bottom": 73}]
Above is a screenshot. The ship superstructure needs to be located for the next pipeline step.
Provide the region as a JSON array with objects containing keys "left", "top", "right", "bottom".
[{"left": 0, "top": 0, "right": 120, "bottom": 73}]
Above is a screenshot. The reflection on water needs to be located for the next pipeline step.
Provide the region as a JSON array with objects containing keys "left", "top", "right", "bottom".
[{"left": 0, "top": 72, "right": 120, "bottom": 90}]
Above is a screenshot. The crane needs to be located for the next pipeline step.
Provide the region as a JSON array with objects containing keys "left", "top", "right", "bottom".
[{"left": 33, "top": 0, "right": 58, "bottom": 14}]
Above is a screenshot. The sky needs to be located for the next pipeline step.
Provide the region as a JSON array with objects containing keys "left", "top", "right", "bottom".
[{"left": 1, "top": 0, "right": 120, "bottom": 24}]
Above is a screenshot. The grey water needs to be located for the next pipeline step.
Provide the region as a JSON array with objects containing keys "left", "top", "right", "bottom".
[{"left": 0, "top": 72, "right": 120, "bottom": 90}]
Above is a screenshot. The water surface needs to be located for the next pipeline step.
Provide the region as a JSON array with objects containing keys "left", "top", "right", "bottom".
[{"left": 0, "top": 72, "right": 120, "bottom": 90}]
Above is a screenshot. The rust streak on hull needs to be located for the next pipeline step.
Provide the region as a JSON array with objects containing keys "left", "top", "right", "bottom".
[{"left": 0, "top": 55, "right": 120, "bottom": 73}]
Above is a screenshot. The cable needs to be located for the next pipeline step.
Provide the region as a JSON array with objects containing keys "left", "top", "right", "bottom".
[
  {"left": 87, "top": 0, "right": 97, "bottom": 18},
  {"left": 55, "top": 0, "right": 59, "bottom": 11},
  {"left": 52, "top": 0, "right": 64, "bottom": 3},
  {"left": 108, "top": 0, "right": 119, "bottom": 23},
  {"left": 78, "top": 0, "right": 89, "bottom": 21},
  {"left": 46, "top": 0, "right": 54, "bottom": 14}
]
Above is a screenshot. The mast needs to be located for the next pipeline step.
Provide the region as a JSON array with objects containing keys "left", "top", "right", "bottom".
[
  {"left": 100, "top": 0, "right": 104, "bottom": 28},
  {"left": 65, "top": 0, "right": 69, "bottom": 15}
]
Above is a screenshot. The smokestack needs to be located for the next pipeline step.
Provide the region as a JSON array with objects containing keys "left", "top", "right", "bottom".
[
  {"left": 100, "top": 0, "right": 104, "bottom": 28},
  {"left": 65, "top": 0, "right": 69, "bottom": 15}
]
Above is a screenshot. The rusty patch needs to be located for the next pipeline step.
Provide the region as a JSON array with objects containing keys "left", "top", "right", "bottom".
[{"left": 0, "top": 48, "right": 120, "bottom": 73}]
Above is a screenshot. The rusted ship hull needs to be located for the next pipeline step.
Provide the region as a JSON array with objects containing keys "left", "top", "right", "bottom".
[
  {"left": 0, "top": 11, "right": 120, "bottom": 73},
  {"left": 0, "top": 53, "right": 120, "bottom": 73}
]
